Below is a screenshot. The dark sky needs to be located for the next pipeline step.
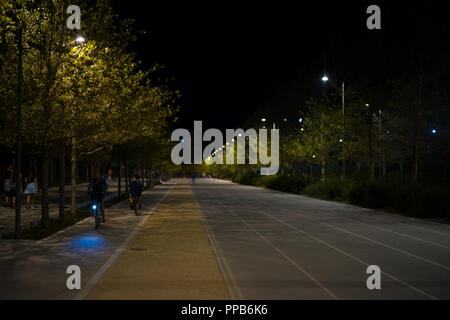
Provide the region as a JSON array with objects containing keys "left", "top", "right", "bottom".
[{"left": 110, "top": 0, "right": 447, "bottom": 131}]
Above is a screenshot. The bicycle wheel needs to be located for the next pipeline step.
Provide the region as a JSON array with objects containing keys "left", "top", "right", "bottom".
[
  {"left": 133, "top": 198, "right": 138, "bottom": 216},
  {"left": 95, "top": 211, "right": 100, "bottom": 229}
]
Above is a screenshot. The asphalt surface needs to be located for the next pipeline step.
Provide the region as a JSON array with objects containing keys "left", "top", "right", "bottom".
[
  {"left": 192, "top": 179, "right": 450, "bottom": 300},
  {"left": 0, "top": 181, "right": 174, "bottom": 299},
  {"left": 1, "top": 178, "right": 450, "bottom": 300}
]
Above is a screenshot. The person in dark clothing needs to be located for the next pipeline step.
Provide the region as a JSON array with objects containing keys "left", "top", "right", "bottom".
[
  {"left": 88, "top": 171, "right": 108, "bottom": 222},
  {"left": 129, "top": 174, "right": 143, "bottom": 209},
  {"left": 4, "top": 166, "right": 16, "bottom": 208}
]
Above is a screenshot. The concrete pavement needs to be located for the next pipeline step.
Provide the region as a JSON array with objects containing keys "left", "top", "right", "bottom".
[
  {"left": 192, "top": 179, "right": 450, "bottom": 300},
  {"left": 0, "top": 180, "right": 174, "bottom": 299},
  {"left": 1, "top": 177, "right": 450, "bottom": 300},
  {"left": 85, "top": 182, "right": 229, "bottom": 300},
  {"left": 0, "top": 179, "right": 127, "bottom": 237}
]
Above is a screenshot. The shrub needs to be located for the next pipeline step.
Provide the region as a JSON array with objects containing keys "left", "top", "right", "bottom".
[
  {"left": 232, "top": 173, "right": 450, "bottom": 219},
  {"left": 304, "top": 178, "right": 349, "bottom": 201}
]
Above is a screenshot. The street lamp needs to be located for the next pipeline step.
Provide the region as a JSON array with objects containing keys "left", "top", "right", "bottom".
[
  {"left": 322, "top": 74, "right": 346, "bottom": 179},
  {"left": 432, "top": 129, "right": 437, "bottom": 134}
]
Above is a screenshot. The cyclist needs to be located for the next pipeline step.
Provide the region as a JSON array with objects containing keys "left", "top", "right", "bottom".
[
  {"left": 129, "top": 174, "right": 143, "bottom": 209},
  {"left": 88, "top": 170, "right": 108, "bottom": 222}
]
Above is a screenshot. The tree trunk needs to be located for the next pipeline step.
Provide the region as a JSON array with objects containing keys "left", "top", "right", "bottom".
[
  {"left": 369, "top": 159, "right": 375, "bottom": 183},
  {"left": 71, "top": 136, "right": 77, "bottom": 216},
  {"left": 125, "top": 161, "right": 128, "bottom": 193},
  {"left": 41, "top": 145, "right": 50, "bottom": 227},
  {"left": 59, "top": 138, "right": 65, "bottom": 219},
  {"left": 413, "top": 146, "right": 419, "bottom": 183},
  {"left": 321, "top": 159, "right": 326, "bottom": 181},
  {"left": 118, "top": 159, "right": 121, "bottom": 198}
]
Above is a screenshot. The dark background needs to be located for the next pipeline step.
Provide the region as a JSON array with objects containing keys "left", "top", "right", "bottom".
[{"left": 110, "top": 0, "right": 449, "bottom": 131}]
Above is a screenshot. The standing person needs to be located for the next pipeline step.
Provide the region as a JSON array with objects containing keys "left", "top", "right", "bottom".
[
  {"left": 192, "top": 173, "right": 196, "bottom": 184},
  {"left": 24, "top": 171, "right": 38, "bottom": 209},
  {"left": 107, "top": 168, "right": 113, "bottom": 184},
  {"left": 9, "top": 171, "right": 17, "bottom": 209},
  {"left": 88, "top": 171, "right": 108, "bottom": 222},
  {"left": 4, "top": 166, "right": 13, "bottom": 205}
]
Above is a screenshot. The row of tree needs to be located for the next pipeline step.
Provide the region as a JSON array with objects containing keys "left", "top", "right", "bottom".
[{"left": 0, "top": 0, "right": 179, "bottom": 226}]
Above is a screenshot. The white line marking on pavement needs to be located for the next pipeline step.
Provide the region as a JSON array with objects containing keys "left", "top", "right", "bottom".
[
  {"left": 202, "top": 188, "right": 339, "bottom": 300},
  {"left": 221, "top": 190, "right": 439, "bottom": 300},
  {"left": 256, "top": 188, "right": 450, "bottom": 248},
  {"left": 335, "top": 216, "right": 450, "bottom": 250},
  {"left": 237, "top": 191, "right": 450, "bottom": 271},
  {"left": 193, "top": 190, "right": 244, "bottom": 300},
  {"left": 409, "top": 225, "right": 450, "bottom": 237},
  {"left": 74, "top": 181, "right": 177, "bottom": 300}
]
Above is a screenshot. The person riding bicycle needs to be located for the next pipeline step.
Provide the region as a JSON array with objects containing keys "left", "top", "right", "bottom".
[
  {"left": 129, "top": 174, "right": 143, "bottom": 209},
  {"left": 88, "top": 171, "right": 108, "bottom": 222}
]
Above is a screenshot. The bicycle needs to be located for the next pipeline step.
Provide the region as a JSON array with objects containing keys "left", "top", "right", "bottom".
[
  {"left": 91, "top": 201, "right": 101, "bottom": 229},
  {"left": 131, "top": 196, "right": 139, "bottom": 216}
]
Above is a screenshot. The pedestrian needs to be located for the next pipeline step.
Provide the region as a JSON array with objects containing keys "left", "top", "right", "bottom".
[
  {"left": 107, "top": 168, "right": 112, "bottom": 184},
  {"left": 24, "top": 171, "right": 38, "bottom": 209},
  {"left": 192, "top": 173, "right": 196, "bottom": 184},
  {"left": 6, "top": 167, "right": 17, "bottom": 209},
  {"left": 3, "top": 165, "right": 13, "bottom": 206}
]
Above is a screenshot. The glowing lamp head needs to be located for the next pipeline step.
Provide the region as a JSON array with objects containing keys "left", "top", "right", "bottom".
[
  {"left": 322, "top": 76, "right": 329, "bottom": 82},
  {"left": 92, "top": 204, "right": 97, "bottom": 210},
  {"left": 76, "top": 36, "right": 85, "bottom": 44}
]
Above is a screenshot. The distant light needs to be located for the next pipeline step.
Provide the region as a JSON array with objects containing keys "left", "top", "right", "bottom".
[
  {"left": 339, "top": 139, "right": 343, "bottom": 143},
  {"left": 300, "top": 128, "right": 304, "bottom": 132},
  {"left": 322, "top": 75, "right": 329, "bottom": 82},
  {"left": 312, "top": 155, "right": 316, "bottom": 158},
  {"left": 92, "top": 204, "right": 97, "bottom": 210},
  {"left": 226, "top": 142, "right": 229, "bottom": 146},
  {"left": 299, "top": 118, "right": 303, "bottom": 123},
  {"left": 432, "top": 129, "right": 437, "bottom": 134},
  {"left": 232, "top": 139, "right": 235, "bottom": 142},
  {"left": 219, "top": 148, "right": 222, "bottom": 150},
  {"left": 261, "top": 118, "right": 267, "bottom": 122},
  {"left": 180, "top": 138, "right": 184, "bottom": 143},
  {"left": 238, "top": 134, "right": 242, "bottom": 137},
  {"left": 262, "top": 126, "right": 266, "bottom": 129},
  {"left": 365, "top": 104, "right": 370, "bottom": 107},
  {"left": 76, "top": 36, "right": 85, "bottom": 43}
]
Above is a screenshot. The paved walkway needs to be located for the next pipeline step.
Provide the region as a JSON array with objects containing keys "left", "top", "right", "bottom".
[
  {"left": 85, "top": 181, "right": 229, "bottom": 299},
  {"left": 0, "top": 179, "right": 125, "bottom": 236},
  {"left": 0, "top": 179, "right": 229, "bottom": 300},
  {"left": 1, "top": 178, "right": 450, "bottom": 300}
]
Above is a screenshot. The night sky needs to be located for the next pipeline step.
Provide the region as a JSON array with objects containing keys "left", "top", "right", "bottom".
[{"left": 110, "top": 0, "right": 448, "bottom": 131}]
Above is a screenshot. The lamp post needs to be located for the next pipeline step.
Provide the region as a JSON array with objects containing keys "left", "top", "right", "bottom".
[
  {"left": 16, "top": 26, "right": 23, "bottom": 236},
  {"left": 58, "top": 35, "right": 85, "bottom": 218},
  {"left": 322, "top": 75, "right": 346, "bottom": 179}
]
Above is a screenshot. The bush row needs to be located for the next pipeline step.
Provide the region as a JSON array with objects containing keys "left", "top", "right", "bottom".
[{"left": 232, "top": 174, "right": 450, "bottom": 219}]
